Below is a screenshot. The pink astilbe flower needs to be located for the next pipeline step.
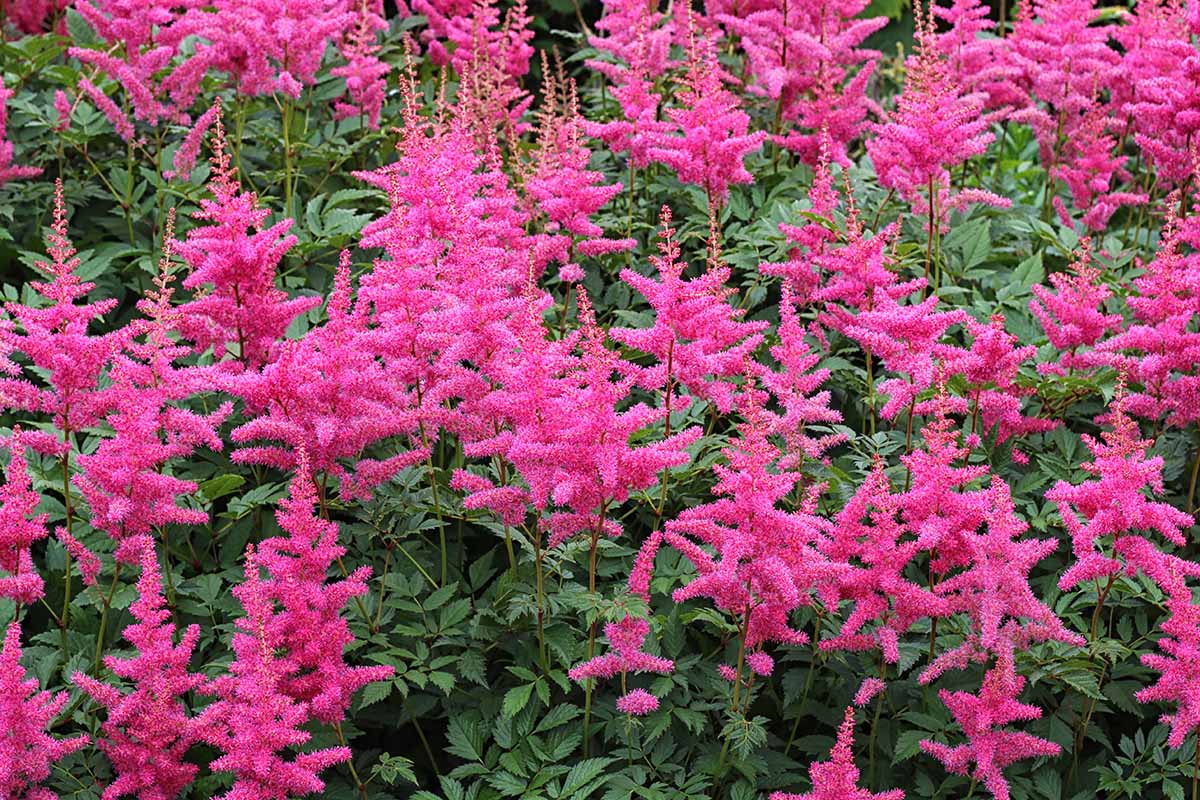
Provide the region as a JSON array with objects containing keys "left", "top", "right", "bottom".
[
  {"left": 612, "top": 206, "right": 767, "bottom": 414},
  {"left": 662, "top": 387, "right": 834, "bottom": 650},
  {"left": 0, "top": 78, "right": 40, "bottom": 188},
  {"left": 792, "top": 184, "right": 921, "bottom": 336},
  {"left": 0, "top": 179, "right": 127, "bottom": 444},
  {"left": 947, "top": 314, "right": 1058, "bottom": 444},
  {"left": 507, "top": 292, "right": 699, "bottom": 549},
  {"left": 760, "top": 142, "right": 841, "bottom": 298},
  {"left": 55, "top": 528, "right": 100, "bottom": 588},
  {"left": 1029, "top": 238, "right": 1122, "bottom": 375},
  {"left": 0, "top": 621, "right": 89, "bottom": 800},
  {"left": 585, "top": 0, "right": 675, "bottom": 81},
  {"left": 331, "top": 1, "right": 390, "bottom": 128},
  {"left": 201, "top": 550, "right": 352, "bottom": 800},
  {"left": 417, "top": 0, "right": 533, "bottom": 80},
  {"left": 934, "top": 0, "right": 1025, "bottom": 113},
  {"left": 770, "top": 706, "right": 904, "bottom": 800},
  {"left": 615, "top": 689, "right": 659, "bottom": 715},
  {"left": 252, "top": 461, "right": 395, "bottom": 722},
  {"left": 164, "top": 0, "right": 357, "bottom": 99},
  {"left": 714, "top": 0, "right": 886, "bottom": 166},
  {"left": 894, "top": 394, "right": 1081, "bottom": 681},
  {"left": 1007, "top": 0, "right": 1122, "bottom": 174},
  {"left": 76, "top": 211, "right": 232, "bottom": 557},
  {"left": 1122, "top": 2, "right": 1200, "bottom": 186},
  {"left": 569, "top": 615, "right": 674, "bottom": 682},
  {"left": 73, "top": 536, "right": 210, "bottom": 800},
  {"left": 229, "top": 252, "right": 427, "bottom": 502},
  {"left": 1049, "top": 393, "right": 1193, "bottom": 594},
  {"left": 645, "top": 21, "right": 766, "bottom": 208},
  {"left": 842, "top": 291, "right": 969, "bottom": 420},
  {"left": 1094, "top": 214, "right": 1200, "bottom": 427},
  {"left": 1049, "top": 107, "right": 1148, "bottom": 230},
  {"left": 853, "top": 678, "right": 887, "bottom": 708},
  {"left": 923, "top": 476, "right": 1083, "bottom": 680},
  {"left": 76, "top": 76, "right": 136, "bottom": 141},
  {"left": 174, "top": 113, "right": 319, "bottom": 369},
  {"left": 525, "top": 67, "right": 635, "bottom": 277},
  {"left": 0, "top": 432, "right": 48, "bottom": 604},
  {"left": 746, "top": 650, "right": 774, "bottom": 676},
  {"left": 819, "top": 459, "right": 947, "bottom": 664},
  {"left": 166, "top": 99, "right": 224, "bottom": 181},
  {"left": 763, "top": 286, "right": 846, "bottom": 466},
  {"left": 584, "top": 53, "right": 669, "bottom": 169},
  {"left": 0, "top": 0, "right": 69, "bottom": 36},
  {"left": 69, "top": 46, "right": 177, "bottom": 129},
  {"left": 866, "top": 4, "right": 1008, "bottom": 225},
  {"left": 1136, "top": 572, "right": 1200, "bottom": 748},
  {"left": 920, "top": 650, "right": 1060, "bottom": 800}
]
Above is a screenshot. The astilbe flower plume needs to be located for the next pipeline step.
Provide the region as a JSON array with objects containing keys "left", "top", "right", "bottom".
[
  {"left": 331, "top": 0, "right": 390, "bottom": 128},
  {"left": 1135, "top": 570, "right": 1200, "bottom": 748},
  {"left": 656, "top": 387, "right": 833, "bottom": 651},
  {"left": 645, "top": 18, "right": 766, "bottom": 208},
  {"left": 842, "top": 291, "right": 968, "bottom": 420},
  {"left": 762, "top": 286, "right": 847, "bottom": 467},
  {"left": 585, "top": 0, "right": 675, "bottom": 82},
  {"left": 75, "top": 210, "right": 232, "bottom": 559},
  {"left": 865, "top": 2, "right": 1008, "bottom": 226},
  {"left": 0, "top": 431, "right": 48, "bottom": 604},
  {"left": 1030, "top": 238, "right": 1123, "bottom": 376},
  {"left": 525, "top": 62, "right": 635, "bottom": 278},
  {"left": 615, "top": 688, "right": 659, "bottom": 715},
  {"left": 174, "top": 109, "right": 320, "bottom": 369},
  {"left": 933, "top": 0, "right": 1024, "bottom": 113},
  {"left": 760, "top": 142, "right": 841, "bottom": 298},
  {"left": 0, "top": 621, "right": 90, "bottom": 800},
  {"left": 0, "top": 0, "right": 69, "bottom": 36},
  {"left": 252, "top": 458, "right": 395, "bottom": 722},
  {"left": 770, "top": 706, "right": 904, "bottom": 800},
  {"left": 229, "top": 252, "right": 427, "bottom": 502},
  {"left": 163, "top": 0, "right": 358, "bottom": 99},
  {"left": 0, "top": 179, "right": 127, "bottom": 448},
  {"left": 73, "top": 536, "right": 210, "bottom": 800},
  {"left": 200, "top": 549, "right": 352, "bottom": 800},
  {"left": 611, "top": 206, "right": 768, "bottom": 415},
  {"left": 901, "top": 397, "right": 1082, "bottom": 682},
  {"left": 1049, "top": 107, "right": 1148, "bottom": 231},
  {"left": 946, "top": 314, "right": 1058, "bottom": 445},
  {"left": 1121, "top": 0, "right": 1200, "bottom": 186},
  {"left": 818, "top": 459, "right": 945, "bottom": 664},
  {"left": 1007, "top": 0, "right": 1122, "bottom": 175},
  {"left": 0, "top": 78, "right": 40, "bottom": 188},
  {"left": 1049, "top": 392, "right": 1194, "bottom": 595},
  {"left": 714, "top": 0, "right": 886, "bottom": 166},
  {"left": 1094, "top": 215, "right": 1200, "bottom": 428},
  {"left": 570, "top": 615, "right": 675, "bottom": 681},
  {"left": 496, "top": 291, "right": 700, "bottom": 549},
  {"left": 920, "top": 649, "right": 1060, "bottom": 800}
]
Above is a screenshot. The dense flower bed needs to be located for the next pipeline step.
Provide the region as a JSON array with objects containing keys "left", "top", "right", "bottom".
[{"left": 2, "top": 0, "right": 1200, "bottom": 798}]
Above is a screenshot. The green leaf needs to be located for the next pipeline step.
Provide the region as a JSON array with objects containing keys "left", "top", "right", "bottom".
[
  {"left": 562, "top": 758, "right": 615, "bottom": 795},
  {"left": 198, "top": 474, "right": 247, "bottom": 503},
  {"left": 446, "top": 716, "right": 485, "bottom": 762},
  {"left": 893, "top": 730, "right": 926, "bottom": 763},
  {"left": 502, "top": 683, "right": 534, "bottom": 719},
  {"left": 357, "top": 679, "right": 393, "bottom": 709},
  {"left": 535, "top": 704, "right": 581, "bottom": 733}
]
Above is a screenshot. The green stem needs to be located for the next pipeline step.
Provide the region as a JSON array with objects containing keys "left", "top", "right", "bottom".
[
  {"left": 93, "top": 563, "right": 124, "bottom": 675},
  {"left": 334, "top": 722, "right": 370, "bottom": 800},
  {"left": 582, "top": 502, "right": 609, "bottom": 757}
]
